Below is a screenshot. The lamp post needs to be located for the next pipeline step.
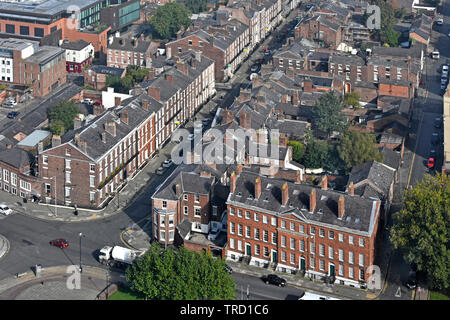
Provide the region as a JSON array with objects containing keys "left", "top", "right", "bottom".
[
  {"left": 50, "top": 176, "right": 57, "bottom": 217},
  {"left": 79, "top": 232, "right": 85, "bottom": 273}
]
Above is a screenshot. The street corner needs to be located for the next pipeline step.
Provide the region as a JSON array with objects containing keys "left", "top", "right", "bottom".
[{"left": 0, "top": 234, "right": 10, "bottom": 260}]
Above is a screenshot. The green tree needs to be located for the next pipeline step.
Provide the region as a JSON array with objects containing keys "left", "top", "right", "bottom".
[
  {"left": 390, "top": 173, "right": 450, "bottom": 290},
  {"left": 343, "top": 92, "right": 361, "bottom": 108},
  {"left": 47, "top": 101, "right": 79, "bottom": 134},
  {"left": 311, "top": 91, "right": 348, "bottom": 137},
  {"left": 49, "top": 120, "right": 65, "bottom": 136},
  {"left": 287, "top": 140, "right": 304, "bottom": 163},
  {"left": 149, "top": 2, "right": 192, "bottom": 40},
  {"left": 126, "top": 243, "right": 235, "bottom": 299},
  {"left": 383, "top": 25, "right": 401, "bottom": 47},
  {"left": 302, "top": 139, "right": 330, "bottom": 169},
  {"left": 184, "top": 0, "right": 208, "bottom": 14},
  {"left": 337, "top": 131, "right": 383, "bottom": 170}
]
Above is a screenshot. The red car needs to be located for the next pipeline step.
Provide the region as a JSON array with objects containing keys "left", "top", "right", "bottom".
[
  {"left": 427, "top": 157, "right": 435, "bottom": 168},
  {"left": 50, "top": 239, "right": 69, "bottom": 248}
]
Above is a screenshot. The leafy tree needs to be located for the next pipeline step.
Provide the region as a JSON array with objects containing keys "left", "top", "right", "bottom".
[
  {"left": 184, "top": 0, "right": 208, "bottom": 14},
  {"left": 287, "top": 140, "right": 304, "bottom": 163},
  {"left": 126, "top": 242, "right": 235, "bottom": 299},
  {"left": 343, "top": 92, "right": 361, "bottom": 108},
  {"left": 47, "top": 101, "right": 79, "bottom": 134},
  {"left": 337, "top": 131, "right": 383, "bottom": 170},
  {"left": 149, "top": 2, "right": 192, "bottom": 40},
  {"left": 311, "top": 91, "right": 348, "bottom": 137},
  {"left": 302, "top": 139, "right": 330, "bottom": 169},
  {"left": 106, "top": 66, "right": 150, "bottom": 94},
  {"left": 390, "top": 173, "right": 450, "bottom": 290},
  {"left": 369, "top": 0, "right": 402, "bottom": 47},
  {"left": 383, "top": 25, "right": 401, "bottom": 47},
  {"left": 49, "top": 120, "right": 65, "bottom": 136}
]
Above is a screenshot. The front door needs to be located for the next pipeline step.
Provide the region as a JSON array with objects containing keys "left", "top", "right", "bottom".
[
  {"left": 272, "top": 251, "right": 277, "bottom": 263},
  {"left": 300, "top": 257, "right": 306, "bottom": 270},
  {"left": 246, "top": 244, "right": 251, "bottom": 256},
  {"left": 329, "top": 263, "right": 335, "bottom": 276}
]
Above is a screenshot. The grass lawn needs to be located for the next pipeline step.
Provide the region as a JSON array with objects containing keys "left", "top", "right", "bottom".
[
  {"left": 107, "top": 287, "right": 144, "bottom": 300},
  {"left": 430, "top": 291, "right": 450, "bottom": 300}
]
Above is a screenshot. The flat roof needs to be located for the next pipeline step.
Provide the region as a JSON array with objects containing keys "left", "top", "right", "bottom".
[
  {"left": 17, "top": 129, "right": 51, "bottom": 147},
  {"left": 0, "top": 0, "right": 100, "bottom": 17}
]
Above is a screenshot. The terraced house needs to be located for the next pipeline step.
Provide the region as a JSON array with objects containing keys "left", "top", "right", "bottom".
[{"left": 226, "top": 170, "right": 382, "bottom": 288}]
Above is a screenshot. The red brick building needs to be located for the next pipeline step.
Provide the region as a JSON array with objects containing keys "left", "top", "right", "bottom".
[
  {"left": 84, "top": 65, "right": 126, "bottom": 91},
  {"left": 226, "top": 170, "right": 382, "bottom": 288}
]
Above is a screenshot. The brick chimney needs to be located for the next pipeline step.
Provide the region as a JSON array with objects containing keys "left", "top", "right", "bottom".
[
  {"left": 93, "top": 103, "right": 104, "bottom": 116},
  {"left": 74, "top": 133, "right": 81, "bottom": 146},
  {"left": 230, "top": 171, "right": 236, "bottom": 193},
  {"left": 279, "top": 134, "right": 287, "bottom": 147},
  {"left": 292, "top": 91, "right": 299, "bottom": 105},
  {"left": 338, "top": 195, "right": 345, "bottom": 219},
  {"left": 176, "top": 183, "right": 182, "bottom": 197},
  {"left": 52, "top": 135, "right": 61, "bottom": 148},
  {"left": 348, "top": 181, "right": 354, "bottom": 196},
  {"left": 309, "top": 189, "right": 316, "bottom": 212},
  {"left": 255, "top": 177, "right": 261, "bottom": 199},
  {"left": 105, "top": 122, "right": 116, "bottom": 137},
  {"left": 165, "top": 73, "right": 174, "bottom": 83},
  {"left": 239, "top": 110, "right": 251, "bottom": 129},
  {"left": 73, "top": 117, "right": 82, "bottom": 130},
  {"left": 176, "top": 62, "right": 188, "bottom": 75},
  {"left": 79, "top": 140, "right": 87, "bottom": 153},
  {"left": 120, "top": 111, "right": 129, "bottom": 125},
  {"left": 236, "top": 164, "right": 243, "bottom": 175},
  {"left": 321, "top": 175, "right": 327, "bottom": 190},
  {"left": 295, "top": 170, "right": 301, "bottom": 183},
  {"left": 239, "top": 88, "right": 251, "bottom": 102},
  {"left": 114, "top": 96, "right": 121, "bottom": 107},
  {"left": 148, "top": 68, "right": 155, "bottom": 80},
  {"left": 142, "top": 99, "right": 149, "bottom": 111},
  {"left": 101, "top": 131, "right": 106, "bottom": 143},
  {"left": 147, "top": 87, "right": 160, "bottom": 101},
  {"left": 195, "top": 51, "right": 201, "bottom": 62},
  {"left": 303, "top": 79, "right": 313, "bottom": 92},
  {"left": 222, "top": 108, "right": 233, "bottom": 124},
  {"left": 281, "top": 182, "right": 289, "bottom": 206}
]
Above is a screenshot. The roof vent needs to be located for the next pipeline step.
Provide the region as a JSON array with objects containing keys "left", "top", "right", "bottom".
[
  {"left": 248, "top": 194, "right": 254, "bottom": 200},
  {"left": 318, "top": 208, "right": 323, "bottom": 214},
  {"left": 346, "top": 216, "right": 351, "bottom": 222},
  {"left": 355, "top": 218, "right": 360, "bottom": 224},
  {"left": 293, "top": 190, "right": 300, "bottom": 195},
  {"left": 266, "top": 183, "right": 273, "bottom": 189},
  {"left": 237, "top": 192, "right": 242, "bottom": 197},
  {"left": 264, "top": 197, "right": 269, "bottom": 201}
]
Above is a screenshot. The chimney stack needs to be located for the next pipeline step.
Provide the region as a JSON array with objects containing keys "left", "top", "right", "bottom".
[
  {"left": 200, "top": 171, "right": 211, "bottom": 177},
  {"left": 321, "top": 175, "right": 327, "bottom": 190},
  {"left": 105, "top": 122, "right": 116, "bottom": 137},
  {"left": 52, "top": 135, "right": 61, "bottom": 148},
  {"left": 79, "top": 140, "right": 87, "bottom": 153},
  {"left": 165, "top": 73, "right": 174, "bottom": 83},
  {"left": 142, "top": 99, "right": 149, "bottom": 111},
  {"left": 176, "top": 183, "right": 182, "bottom": 197},
  {"left": 195, "top": 51, "right": 201, "bottom": 62},
  {"left": 255, "top": 177, "right": 261, "bottom": 199},
  {"left": 281, "top": 182, "right": 289, "bottom": 206},
  {"left": 93, "top": 103, "right": 104, "bottom": 116},
  {"left": 101, "top": 131, "right": 106, "bottom": 143},
  {"left": 230, "top": 171, "right": 236, "bottom": 193},
  {"left": 147, "top": 87, "right": 160, "bottom": 101},
  {"left": 74, "top": 133, "right": 81, "bottom": 146},
  {"left": 73, "top": 117, "right": 82, "bottom": 130},
  {"left": 309, "top": 189, "right": 316, "bottom": 212},
  {"left": 236, "top": 164, "right": 243, "bottom": 175},
  {"left": 120, "top": 111, "right": 129, "bottom": 125},
  {"left": 348, "top": 181, "right": 354, "bottom": 196},
  {"left": 114, "top": 96, "right": 122, "bottom": 107},
  {"left": 338, "top": 195, "right": 345, "bottom": 219}
]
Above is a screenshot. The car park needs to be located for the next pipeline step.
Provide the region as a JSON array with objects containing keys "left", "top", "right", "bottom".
[
  {"left": 7, "top": 111, "right": 20, "bottom": 119},
  {"left": 0, "top": 204, "right": 12, "bottom": 216},
  {"left": 261, "top": 274, "right": 287, "bottom": 287},
  {"left": 163, "top": 159, "right": 173, "bottom": 168},
  {"left": 50, "top": 239, "right": 69, "bottom": 248}
]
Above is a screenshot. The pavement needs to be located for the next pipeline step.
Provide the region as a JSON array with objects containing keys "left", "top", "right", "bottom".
[
  {"left": 0, "top": 265, "right": 124, "bottom": 300},
  {"left": 0, "top": 234, "right": 9, "bottom": 261}
]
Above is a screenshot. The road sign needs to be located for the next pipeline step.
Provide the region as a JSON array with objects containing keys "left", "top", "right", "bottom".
[{"left": 395, "top": 286, "right": 401, "bottom": 298}]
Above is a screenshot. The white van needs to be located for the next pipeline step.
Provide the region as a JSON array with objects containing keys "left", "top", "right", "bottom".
[
  {"left": 299, "top": 291, "right": 341, "bottom": 300},
  {"left": 431, "top": 51, "right": 440, "bottom": 59}
]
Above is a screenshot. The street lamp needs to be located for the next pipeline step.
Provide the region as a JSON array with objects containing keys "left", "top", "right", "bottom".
[
  {"left": 79, "top": 232, "right": 85, "bottom": 273},
  {"left": 50, "top": 176, "right": 57, "bottom": 217}
]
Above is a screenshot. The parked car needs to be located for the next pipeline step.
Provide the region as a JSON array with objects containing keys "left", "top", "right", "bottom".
[
  {"left": 224, "top": 264, "right": 233, "bottom": 274},
  {"left": 427, "top": 157, "right": 435, "bottom": 169},
  {"left": 250, "top": 64, "right": 260, "bottom": 73},
  {"left": 441, "top": 83, "right": 447, "bottom": 91},
  {"left": 82, "top": 98, "right": 93, "bottom": 105},
  {"left": 188, "top": 133, "right": 195, "bottom": 141},
  {"left": 430, "top": 149, "right": 436, "bottom": 158},
  {"left": 431, "top": 133, "right": 439, "bottom": 144},
  {"left": 207, "top": 226, "right": 221, "bottom": 240},
  {"left": 436, "top": 18, "right": 443, "bottom": 25},
  {"left": 405, "top": 271, "right": 417, "bottom": 289},
  {"left": 7, "top": 111, "right": 20, "bottom": 119},
  {"left": 443, "top": 65, "right": 449, "bottom": 73},
  {"left": 2, "top": 101, "right": 15, "bottom": 108},
  {"left": 434, "top": 117, "right": 441, "bottom": 128},
  {"left": 0, "top": 203, "right": 12, "bottom": 216},
  {"left": 50, "top": 239, "right": 69, "bottom": 248},
  {"left": 162, "top": 159, "right": 173, "bottom": 168},
  {"left": 156, "top": 167, "right": 165, "bottom": 175},
  {"left": 202, "top": 118, "right": 211, "bottom": 126},
  {"left": 261, "top": 274, "right": 287, "bottom": 287}
]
